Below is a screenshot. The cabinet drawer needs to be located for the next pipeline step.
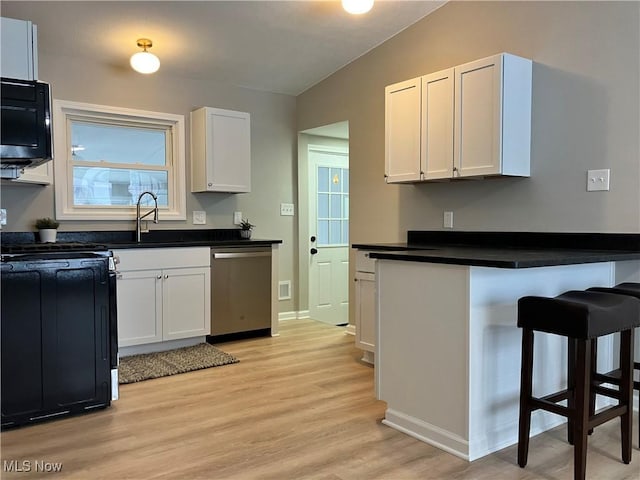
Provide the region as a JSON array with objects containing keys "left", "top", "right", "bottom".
[
  {"left": 356, "top": 251, "right": 377, "bottom": 273},
  {"left": 113, "top": 247, "right": 210, "bottom": 271}
]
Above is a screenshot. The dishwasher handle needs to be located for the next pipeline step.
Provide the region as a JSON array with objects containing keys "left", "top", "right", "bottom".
[{"left": 212, "top": 251, "right": 271, "bottom": 259}]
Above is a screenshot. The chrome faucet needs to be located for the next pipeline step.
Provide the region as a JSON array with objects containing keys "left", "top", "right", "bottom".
[{"left": 136, "top": 191, "right": 159, "bottom": 242}]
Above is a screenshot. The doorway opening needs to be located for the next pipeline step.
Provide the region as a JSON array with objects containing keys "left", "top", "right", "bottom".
[{"left": 297, "top": 121, "right": 350, "bottom": 326}]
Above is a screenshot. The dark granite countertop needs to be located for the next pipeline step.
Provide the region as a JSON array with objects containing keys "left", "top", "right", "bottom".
[
  {"left": 1, "top": 229, "right": 282, "bottom": 250},
  {"left": 352, "top": 231, "right": 640, "bottom": 269}
]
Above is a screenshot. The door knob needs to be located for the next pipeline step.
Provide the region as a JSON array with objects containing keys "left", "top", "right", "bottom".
[{"left": 310, "top": 248, "right": 318, "bottom": 255}]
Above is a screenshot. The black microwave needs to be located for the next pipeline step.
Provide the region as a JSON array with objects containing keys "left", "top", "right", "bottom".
[{"left": 0, "top": 77, "right": 53, "bottom": 168}]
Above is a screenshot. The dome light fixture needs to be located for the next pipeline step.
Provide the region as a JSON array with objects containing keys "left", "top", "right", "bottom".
[
  {"left": 130, "top": 38, "right": 160, "bottom": 74},
  {"left": 342, "top": 0, "right": 374, "bottom": 15}
]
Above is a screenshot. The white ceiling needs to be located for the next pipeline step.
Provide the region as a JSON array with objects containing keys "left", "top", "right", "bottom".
[{"left": 2, "top": 1, "right": 444, "bottom": 96}]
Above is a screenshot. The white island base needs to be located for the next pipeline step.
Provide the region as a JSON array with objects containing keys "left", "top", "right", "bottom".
[{"left": 375, "top": 260, "right": 619, "bottom": 461}]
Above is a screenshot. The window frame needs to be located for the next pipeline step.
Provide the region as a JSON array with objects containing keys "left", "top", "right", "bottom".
[{"left": 53, "top": 99, "right": 186, "bottom": 221}]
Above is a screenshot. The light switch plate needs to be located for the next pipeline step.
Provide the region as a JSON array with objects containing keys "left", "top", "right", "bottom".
[
  {"left": 233, "top": 211, "right": 243, "bottom": 225},
  {"left": 586, "top": 169, "right": 610, "bottom": 191},
  {"left": 280, "top": 203, "right": 294, "bottom": 216},
  {"left": 192, "top": 210, "right": 206, "bottom": 225},
  {"left": 0, "top": 209, "right": 6, "bottom": 226}
]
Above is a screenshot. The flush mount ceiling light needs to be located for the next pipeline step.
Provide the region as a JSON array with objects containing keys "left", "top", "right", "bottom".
[
  {"left": 130, "top": 38, "right": 160, "bottom": 74},
  {"left": 342, "top": 0, "right": 374, "bottom": 14}
]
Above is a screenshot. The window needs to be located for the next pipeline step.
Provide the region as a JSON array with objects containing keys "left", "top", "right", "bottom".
[
  {"left": 317, "top": 165, "right": 349, "bottom": 246},
  {"left": 53, "top": 100, "right": 186, "bottom": 220}
]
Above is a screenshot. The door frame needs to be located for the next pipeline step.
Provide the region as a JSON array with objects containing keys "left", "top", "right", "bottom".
[
  {"left": 307, "top": 144, "right": 349, "bottom": 324},
  {"left": 296, "top": 132, "right": 349, "bottom": 322}
]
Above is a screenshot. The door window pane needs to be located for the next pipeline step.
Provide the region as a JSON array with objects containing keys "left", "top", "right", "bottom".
[
  {"left": 317, "top": 220, "right": 329, "bottom": 246},
  {"left": 318, "top": 193, "right": 329, "bottom": 218},
  {"left": 330, "top": 220, "right": 341, "bottom": 244},
  {"left": 342, "top": 169, "right": 349, "bottom": 193},
  {"left": 342, "top": 220, "right": 349, "bottom": 244},
  {"left": 330, "top": 168, "right": 341, "bottom": 192},
  {"left": 318, "top": 167, "right": 329, "bottom": 193},
  {"left": 330, "top": 194, "right": 342, "bottom": 218}
]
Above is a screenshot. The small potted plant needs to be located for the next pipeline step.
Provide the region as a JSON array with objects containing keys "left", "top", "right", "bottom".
[
  {"left": 239, "top": 218, "right": 254, "bottom": 239},
  {"left": 35, "top": 217, "right": 60, "bottom": 243}
]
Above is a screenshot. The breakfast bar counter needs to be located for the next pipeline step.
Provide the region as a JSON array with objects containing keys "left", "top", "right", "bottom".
[{"left": 353, "top": 231, "right": 640, "bottom": 461}]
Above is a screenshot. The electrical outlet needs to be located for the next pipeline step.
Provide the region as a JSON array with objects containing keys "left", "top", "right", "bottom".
[
  {"left": 444, "top": 211, "right": 454, "bottom": 229},
  {"left": 192, "top": 210, "right": 206, "bottom": 225},
  {"left": 0, "top": 209, "right": 6, "bottom": 226},
  {"left": 233, "top": 211, "right": 243, "bottom": 225},
  {"left": 586, "top": 169, "right": 610, "bottom": 191},
  {"left": 280, "top": 203, "right": 294, "bottom": 216}
]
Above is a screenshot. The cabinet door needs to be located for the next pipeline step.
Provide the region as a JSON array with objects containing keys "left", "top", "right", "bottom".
[
  {"left": 421, "top": 69, "right": 454, "bottom": 180},
  {"left": 454, "top": 55, "right": 503, "bottom": 177},
  {"left": 45, "top": 261, "right": 111, "bottom": 409},
  {"left": 1, "top": 269, "right": 45, "bottom": 423},
  {"left": 0, "top": 17, "right": 37, "bottom": 80},
  {"left": 385, "top": 77, "right": 422, "bottom": 183},
  {"left": 191, "top": 107, "right": 251, "bottom": 193},
  {"left": 117, "top": 270, "right": 163, "bottom": 347},
  {"left": 163, "top": 267, "right": 211, "bottom": 340},
  {"left": 355, "top": 272, "right": 376, "bottom": 352}
]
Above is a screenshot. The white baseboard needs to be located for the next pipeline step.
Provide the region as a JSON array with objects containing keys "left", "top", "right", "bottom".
[
  {"left": 119, "top": 336, "right": 205, "bottom": 358},
  {"left": 278, "top": 310, "right": 310, "bottom": 321},
  {"left": 383, "top": 408, "right": 470, "bottom": 461},
  {"left": 345, "top": 324, "right": 356, "bottom": 336}
]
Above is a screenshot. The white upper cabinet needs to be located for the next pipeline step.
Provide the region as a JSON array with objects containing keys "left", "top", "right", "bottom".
[
  {"left": 454, "top": 54, "right": 531, "bottom": 178},
  {"left": 191, "top": 107, "right": 251, "bottom": 193},
  {"left": 1, "top": 17, "right": 38, "bottom": 80},
  {"left": 385, "top": 53, "right": 532, "bottom": 183},
  {"left": 385, "top": 77, "right": 422, "bottom": 183},
  {"left": 421, "top": 68, "right": 454, "bottom": 180}
]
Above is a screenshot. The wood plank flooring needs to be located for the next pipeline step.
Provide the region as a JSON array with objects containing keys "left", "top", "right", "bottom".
[{"left": 1, "top": 319, "right": 638, "bottom": 479}]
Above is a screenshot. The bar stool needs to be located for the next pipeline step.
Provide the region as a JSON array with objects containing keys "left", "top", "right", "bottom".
[
  {"left": 517, "top": 290, "right": 640, "bottom": 480},
  {"left": 587, "top": 283, "right": 640, "bottom": 446}
]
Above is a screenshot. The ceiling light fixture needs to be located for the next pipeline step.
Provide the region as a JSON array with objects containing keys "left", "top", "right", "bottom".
[
  {"left": 342, "top": 0, "right": 374, "bottom": 15},
  {"left": 130, "top": 38, "right": 160, "bottom": 74}
]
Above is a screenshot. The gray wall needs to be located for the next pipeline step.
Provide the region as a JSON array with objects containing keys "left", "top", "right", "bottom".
[
  {"left": 296, "top": 0, "right": 640, "bottom": 323},
  {"left": 298, "top": 1, "right": 640, "bottom": 240},
  {"left": 0, "top": 39, "right": 298, "bottom": 314}
]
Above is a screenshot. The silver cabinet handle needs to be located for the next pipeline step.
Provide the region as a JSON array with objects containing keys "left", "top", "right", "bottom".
[
  {"left": 157, "top": 275, "right": 162, "bottom": 280},
  {"left": 164, "top": 274, "right": 169, "bottom": 279}
]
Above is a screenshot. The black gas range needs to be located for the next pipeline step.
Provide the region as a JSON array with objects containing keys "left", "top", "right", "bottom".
[
  {"left": 1, "top": 241, "right": 111, "bottom": 258},
  {"left": 1, "top": 241, "right": 119, "bottom": 429}
]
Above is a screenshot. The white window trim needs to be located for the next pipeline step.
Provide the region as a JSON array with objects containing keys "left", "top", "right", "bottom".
[{"left": 53, "top": 99, "right": 186, "bottom": 221}]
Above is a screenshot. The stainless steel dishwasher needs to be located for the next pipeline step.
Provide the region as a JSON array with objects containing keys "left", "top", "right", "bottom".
[{"left": 208, "top": 247, "right": 272, "bottom": 341}]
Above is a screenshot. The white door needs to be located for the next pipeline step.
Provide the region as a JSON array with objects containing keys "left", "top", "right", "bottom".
[{"left": 309, "top": 147, "right": 349, "bottom": 325}]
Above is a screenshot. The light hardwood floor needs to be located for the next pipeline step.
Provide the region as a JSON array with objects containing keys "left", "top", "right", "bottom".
[{"left": 1, "top": 319, "right": 638, "bottom": 479}]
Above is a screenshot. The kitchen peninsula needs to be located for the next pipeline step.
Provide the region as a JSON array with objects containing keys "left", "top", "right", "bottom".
[{"left": 353, "top": 231, "right": 640, "bottom": 462}]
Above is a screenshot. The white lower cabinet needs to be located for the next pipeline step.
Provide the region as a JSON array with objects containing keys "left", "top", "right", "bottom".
[
  {"left": 355, "top": 251, "right": 377, "bottom": 355},
  {"left": 114, "top": 248, "right": 210, "bottom": 347}
]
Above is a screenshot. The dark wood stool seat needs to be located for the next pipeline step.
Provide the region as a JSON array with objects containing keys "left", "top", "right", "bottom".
[
  {"left": 517, "top": 290, "right": 640, "bottom": 480},
  {"left": 587, "top": 283, "right": 640, "bottom": 445}
]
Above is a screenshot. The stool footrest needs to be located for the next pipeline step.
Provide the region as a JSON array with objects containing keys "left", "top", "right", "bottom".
[
  {"left": 541, "top": 389, "right": 570, "bottom": 404},
  {"left": 530, "top": 397, "right": 569, "bottom": 418},
  {"left": 592, "top": 384, "right": 622, "bottom": 401},
  {"left": 589, "top": 404, "right": 628, "bottom": 430},
  {"left": 594, "top": 369, "right": 640, "bottom": 391}
]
